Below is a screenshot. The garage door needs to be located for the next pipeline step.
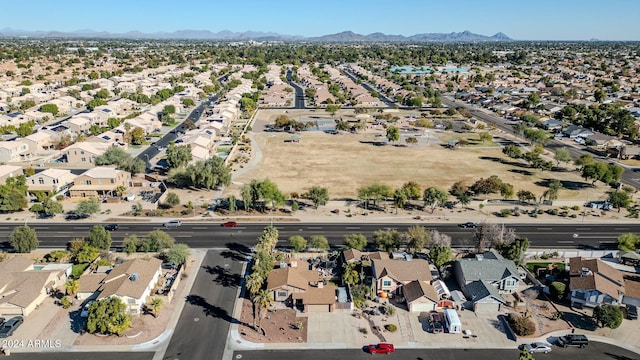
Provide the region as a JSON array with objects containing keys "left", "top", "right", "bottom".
[
  {"left": 410, "top": 302, "right": 434, "bottom": 312},
  {"left": 474, "top": 302, "right": 500, "bottom": 313},
  {"left": 306, "top": 304, "right": 330, "bottom": 313}
]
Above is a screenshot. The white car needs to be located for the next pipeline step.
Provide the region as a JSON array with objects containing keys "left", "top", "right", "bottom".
[
  {"left": 80, "top": 300, "right": 94, "bottom": 318},
  {"left": 524, "top": 342, "right": 552, "bottom": 354},
  {"left": 163, "top": 220, "right": 182, "bottom": 227}
]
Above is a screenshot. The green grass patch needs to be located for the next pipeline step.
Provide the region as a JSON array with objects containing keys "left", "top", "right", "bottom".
[
  {"left": 71, "top": 263, "right": 90, "bottom": 279},
  {"left": 526, "top": 262, "right": 566, "bottom": 272}
]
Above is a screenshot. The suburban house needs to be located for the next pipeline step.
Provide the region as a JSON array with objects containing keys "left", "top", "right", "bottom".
[
  {"left": 562, "top": 125, "right": 594, "bottom": 139},
  {"left": 62, "top": 141, "right": 111, "bottom": 165},
  {"left": 402, "top": 280, "right": 441, "bottom": 312},
  {"left": 0, "top": 256, "right": 72, "bottom": 316},
  {"left": 569, "top": 257, "right": 640, "bottom": 308},
  {"left": 452, "top": 252, "right": 519, "bottom": 312},
  {"left": 26, "top": 168, "right": 77, "bottom": 194},
  {"left": 93, "top": 258, "right": 163, "bottom": 314},
  {"left": 266, "top": 262, "right": 336, "bottom": 312},
  {"left": 69, "top": 166, "right": 131, "bottom": 199},
  {"left": 371, "top": 258, "right": 432, "bottom": 295},
  {"left": 0, "top": 164, "right": 23, "bottom": 184},
  {"left": 63, "top": 116, "right": 92, "bottom": 133},
  {"left": 0, "top": 140, "right": 30, "bottom": 163},
  {"left": 22, "top": 131, "right": 54, "bottom": 153}
]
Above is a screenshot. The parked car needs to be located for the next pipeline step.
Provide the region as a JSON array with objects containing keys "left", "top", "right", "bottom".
[
  {"left": 627, "top": 304, "right": 638, "bottom": 320},
  {"left": 221, "top": 221, "right": 238, "bottom": 227},
  {"left": 103, "top": 223, "right": 119, "bottom": 231},
  {"left": 163, "top": 220, "right": 182, "bottom": 227},
  {"left": 161, "top": 263, "right": 177, "bottom": 270},
  {"left": 65, "top": 213, "right": 89, "bottom": 221},
  {"left": 459, "top": 222, "right": 478, "bottom": 228},
  {"left": 524, "top": 342, "right": 552, "bottom": 354},
  {"left": 557, "top": 334, "right": 589, "bottom": 348},
  {"left": 80, "top": 300, "right": 95, "bottom": 318},
  {"left": 367, "top": 343, "right": 395, "bottom": 354},
  {"left": 0, "top": 316, "right": 24, "bottom": 338}
]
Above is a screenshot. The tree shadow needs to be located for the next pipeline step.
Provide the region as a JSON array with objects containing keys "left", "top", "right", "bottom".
[
  {"left": 202, "top": 265, "right": 241, "bottom": 288},
  {"left": 534, "top": 179, "right": 591, "bottom": 190},
  {"left": 69, "top": 309, "right": 85, "bottom": 334},
  {"left": 185, "top": 294, "right": 248, "bottom": 326},
  {"left": 509, "top": 169, "right": 535, "bottom": 176},
  {"left": 604, "top": 353, "right": 638, "bottom": 360},
  {"left": 479, "top": 156, "right": 528, "bottom": 168},
  {"left": 561, "top": 311, "right": 597, "bottom": 331}
]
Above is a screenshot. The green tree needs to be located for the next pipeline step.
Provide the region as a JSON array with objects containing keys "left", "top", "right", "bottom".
[
  {"left": 549, "top": 281, "right": 566, "bottom": 301},
  {"left": 405, "top": 226, "right": 431, "bottom": 253},
  {"left": 499, "top": 238, "right": 530, "bottom": 265},
  {"left": 471, "top": 176, "right": 503, "bottom": 198},
  {"left": 75, "top": 198, "right": 100, "bottom": 216},
  {"left": 554, "top": 148, "right": 572, "bottom": 167},
  {"left": 76, "top": 244, "right": 100, "bottom": 264},
  {"left": 308, "top": 235, "right": 329, "bottom": 251},
  {"left": 165, "top": 192, "right": 180, "bottom": 207},
  {"left": 519, "top": 348, "right": 535, "bottom": 360},
  {"left": 386, "top": 125, "right": 400, "bottom": 144},
  {"left": 168, "top": 156, "right": 231, "bottom": 190},
  {"left": 479, "top": 132, "right": 492, "bottom": 143},
  {"left": 543, "top": 179, "right": 563, "bottom": 202},
  {"left": 181, "top": 98, "right": 195, "bottom": 107},
  {"left": 130, "top": 127, "right": 146, "bottom": 145},
  {"left": 526, "top": 92, "right": 541, "bottom": 109},
  {"left": 593, "top": 304, "right": 623, "bottom": 329},
  {"left": 165, "top": 243, "right": 190, "bottom": 265},
  {"left": 500, "top": 182, "right": 515, "bottom": 199},
  {"left": 254, "top": 289, "right": 273, "bottom": 333},
  {"left": 16, "top": 121, "right": 35, "bottom": 137},
  {"left": 87, "top": 225, "right": 112, "bottom": 250},
  {"left": 423, "top": 187, "right": 448, "bottom": 213},
  {"left": 141, "top": 230, "right": 175, "bottom": 252},
  {"left": 123, "top": 235, "right": 139, "bottom": 255},
  {"left": 516, "top": 190, "right": 537, "bottom": 204},
  {"left": 288, "top": 235, "right": 307, "bottom": 252},
  {"left": 430, "top": 245, "right": 452, "bottom": 270},
  {"left": 86, "top": 297, "right": 132, "bottom": 336},
  {"left": 306, "top": 186, "right": 329, "bottom": 208},
  {"left": 523, "top": 128, "right": 549, "bottom": 145},
  {"left": 65, "top": 279, "right": 79, "bottom": 297},
  {"left": 0, "top": 176, "right": 28, "bottom": 212},
  {"left": 608, "top": 191, "right": 631, "bottom": 212},
  {"left": 617, "top": 233, "right": 639, "bottom": 252},
  {"left": 162, "top": 105, "right": 176, "bottom": 115},
  {"left": 502, "top": 144, "right": 522, "bottom": 158},
  {"left": 393, "top": 189, "right": 407, "bottom": 213},
  {"left": 325, "top": 104, "right": 341, "bottom": 118},
  {"left": 373, "top": 228, "right": 402, "bottom": 252},
  {"left": 594, "top": 89, "right": 607, "bottom": 103},
  {"left": 10, "top": 225, "right": 39, "bottom": 253},
  {"left": 166, "top": 144, "right": 193, "bottom": 169},
  {"left": 149, "top": 298, "right": 163, "bottom": 318},
  {"left": 344, "top": 233, "right": 367, "bottom": 250},
  {"left": 342, "top": 262, "right": 360, "bottom": 286},
  {"left": 39, "top": 103, "right": 59, "bottom": 115},
  {"left": 400, "top": 181, "right": 421, "bottom": 200}
]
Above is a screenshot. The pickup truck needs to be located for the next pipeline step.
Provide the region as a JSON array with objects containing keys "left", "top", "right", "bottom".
[{"left": 557, "top": 334, "right": 588, "bottom": 348}]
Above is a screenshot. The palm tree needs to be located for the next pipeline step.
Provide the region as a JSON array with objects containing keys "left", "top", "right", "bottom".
[
  {"left": 254, "top": 289, "right": 273, "bottom": 334},
  {"left": 149, "top": 298, "right": 163, "bottom": 318},
  {"left": 64, "top": 279, "right": 78, "bottom": 298}
]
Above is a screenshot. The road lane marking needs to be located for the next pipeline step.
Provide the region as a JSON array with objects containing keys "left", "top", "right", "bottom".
[
  {"left": 576, "top": 228, "right": 591, "bottom": 231},
  {"left": 557, "top": 241, "right": 574, "bottom": 244},
  {"left": 614, "top": 228, "right": 630, "bottom": 230},
  {"left": 579, "top": 236, "right": 618, "bottom": 239},
  {"left": 536, "top": 228, "right": 553, "bottom": 230},
  {"left": 192, "top": 227, "right": 208, "bottom": 230},
  {"left": 346, "top": 227, "right": 361, "bottom": 230},
  {"left": 307, "top": 227, "right": 323, "bottom": 230}
]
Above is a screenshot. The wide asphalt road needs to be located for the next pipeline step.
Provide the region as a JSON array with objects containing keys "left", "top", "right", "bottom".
[
  {"left": 0, "top": 222, "right": 633, "bottom": 250},
  {"left": 233, "top": 342, "right": 639, "bottom": 360},
  {"left": 7, "top": 352, "right": 154, "bottom": 360},
  {"left": 160, "top": 250, "right": 243, "bottom": 360},
  {"left": 286, "top": 69, "right": 306, "bottom": 109}
]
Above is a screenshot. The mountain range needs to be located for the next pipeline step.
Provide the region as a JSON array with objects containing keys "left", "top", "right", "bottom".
[{"left": 0, "top": 28, "right": 512, "bottom": 42}]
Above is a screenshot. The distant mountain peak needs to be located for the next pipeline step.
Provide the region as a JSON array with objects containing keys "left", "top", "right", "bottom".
[{"left": 0, "top": 28, "right": 513, "bottom": 42}]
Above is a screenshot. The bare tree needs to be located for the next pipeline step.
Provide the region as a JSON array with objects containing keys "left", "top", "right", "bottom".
[
  {"left": 430, "top": 230, "right": 452, "bottom": 247},
  {"left": 475, "top": 223, "right": 518, "bottom": 252}
]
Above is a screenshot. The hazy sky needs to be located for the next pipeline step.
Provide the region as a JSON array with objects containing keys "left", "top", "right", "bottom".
[{"left": 2, "top": 0, "right": 639, "bottom": 40}]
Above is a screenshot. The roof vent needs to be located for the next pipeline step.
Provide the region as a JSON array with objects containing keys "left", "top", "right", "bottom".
[
  {"left": 129, "top": 273, "right": 138, "bottom": 281},
  {"left": 476, "top": 254, "right": 484, "bottom": 261},
  {"left": 581, "top": 268, "right": 591, "bottom": 276}
]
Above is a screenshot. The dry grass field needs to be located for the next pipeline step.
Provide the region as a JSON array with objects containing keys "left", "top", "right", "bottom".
[{"left": 227, "top": 111, "right": 612, "bottom": 203}]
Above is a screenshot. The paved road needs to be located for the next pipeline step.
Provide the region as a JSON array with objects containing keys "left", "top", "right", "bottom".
[
  {"left": 160, "top": 250, "right": 243, "bottom": 360},
  {"left": 136, "top": 94, "right": 219, "bottom": 170},
  {"left": 440, "top": 96, "right": 640, "bottom": 190},
  {"left": 7, "top": 352, "right": 154, "bottom": 360},
  {"left": 1, "top": 222, "right": 632, "bottom": 250},
  {"left": 286, "top": 69, "right": 306, "bottom": 109},
  {"left": 233, "top": 342, "right": 639, "bottom": 360}
]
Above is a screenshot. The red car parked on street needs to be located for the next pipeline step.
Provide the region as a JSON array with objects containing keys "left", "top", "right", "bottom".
[{"left": 367, "top": 343, "right": 395, "bottom": 354}]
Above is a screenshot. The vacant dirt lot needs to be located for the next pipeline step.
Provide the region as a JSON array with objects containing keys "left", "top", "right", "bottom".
[{"left": 227, "top": 111, "right": 611, "bottom": 203}]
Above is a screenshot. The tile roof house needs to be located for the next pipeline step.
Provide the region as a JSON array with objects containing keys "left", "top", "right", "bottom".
[
  {"left": 0, "top": 140, "right": 30, "bottom": 163},
  {"left": 69, "top": 166, "right": 131, "bottom": 199},
  {"left": 453, "top": 251, "right": 519, "bottom": 312},
  {"left": 266, "top": 263, "right": 335, "bottom": 312},
  {"left": 0, "top": 164, "right": 23, "bottom": 184},
  {"left": 568, "top": 257, "right": 640, "bottom": 308},
  {"left": 26, "top": 168, "right": 77, "bottom": 193},
  {"left": 402, "top": 280, "right": 440, "bottom": 312},
  {"left": 372, "top": 258, "right": 432, "bottom": 294},
  {"left": 0, "top": 256, "right": 71, "bottom": 316},
  {"left": 95, "top": 258, "right": 163, "bottom": 314},
  {"left": 62, "top": 141, "right": 111, "bottom": 165}
]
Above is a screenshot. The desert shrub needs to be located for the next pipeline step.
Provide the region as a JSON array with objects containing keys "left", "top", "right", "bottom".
[
  {"left": 385, "top": 324, "right": 398, "bottom": 332},
  {"left": 60, "top": 296, "right": 71, "bottom": 309},
  {"left": 562, "top": 205, "right": 569, "bottom": 210},
  {"left": 359, "top": 327, "right": 368, "bottom": 334},
  {"left": 507, "top": 313, "right": 535, "bottom": 336},
  {"left": 549, "top": 281, "right": 566, "bottom": 301},
  {"left": 571, "top": 205, "right": 580, "bottom": 211},
  {"left": 500, "top": 209, "right": 512, "bottom": 217}
]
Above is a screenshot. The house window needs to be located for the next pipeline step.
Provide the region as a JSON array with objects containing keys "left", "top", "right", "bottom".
[
  {"left": 38, "top": 177, "right": 44, "bottom": 184},
  {"left": 505, "top": 280, "right": 516, "bottom": 287},
  {"left": 110, "top": 179, "right": 115, "bottom": 184},
  {"left": 53, "top": 179, "right": 58, "bottom": 184},
  {"left": 383, "top": 280, "right": 392, "bottom": 287},
  {"left": 80, "top": 151, "right": 85, "bottom": 155},
  {"left": 128, "top": 298, "right": 136, "bottom": 304},
  {"left": 277, "top": 291, "right": 287, "bottom": 298},
  {"left": 81, "top": 157, "right": 86, "bottom": 162},
  {"left": 85, "top": 180, "right": 92, "bottom": 185}
]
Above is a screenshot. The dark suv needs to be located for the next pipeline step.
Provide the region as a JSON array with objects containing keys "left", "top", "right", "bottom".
[
  {"left": 627, "top": 304, "right": 638, "bottom": 320},
  {"left": 557, "top": 334, "right": 589, "bottom": 348}
]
